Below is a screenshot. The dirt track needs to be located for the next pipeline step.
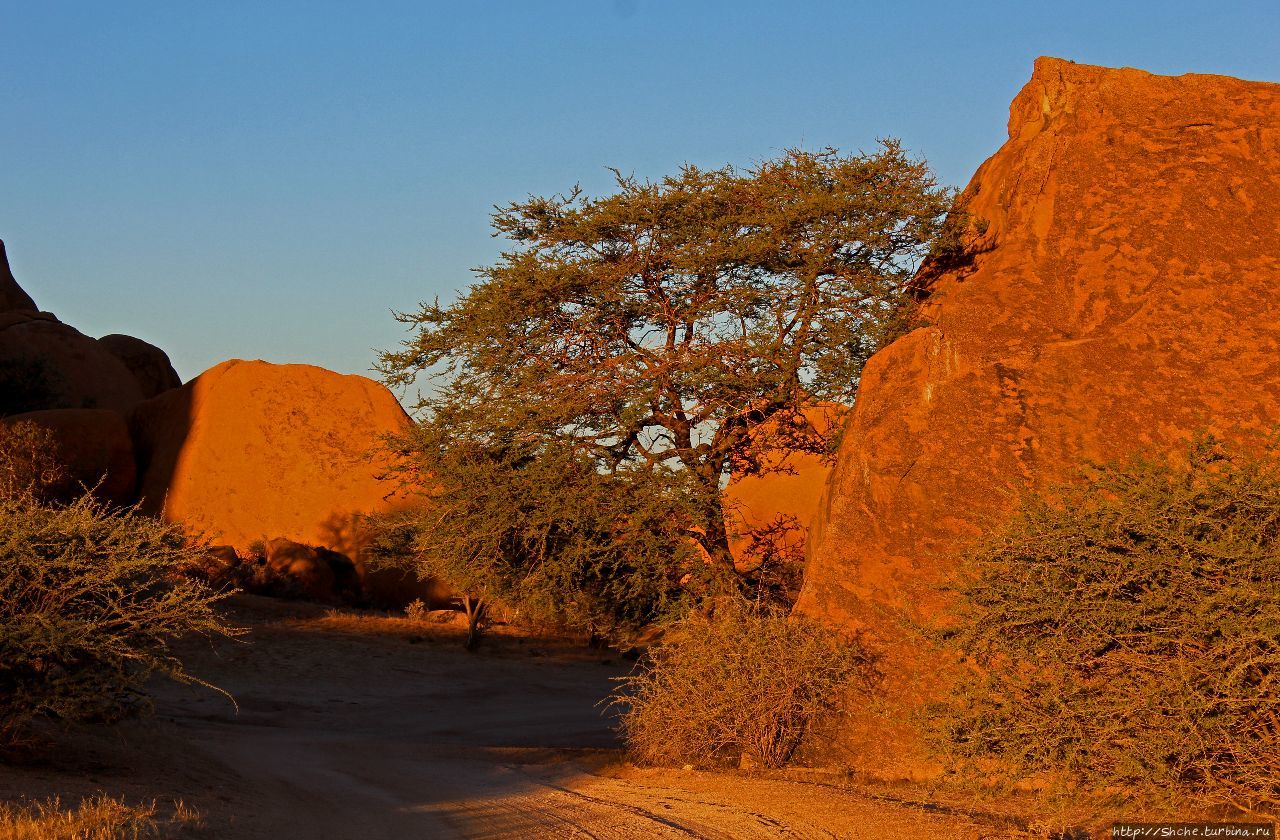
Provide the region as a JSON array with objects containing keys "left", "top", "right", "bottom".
[{"left": 1, "top": 596, "right": 1021, "bottom": 838}]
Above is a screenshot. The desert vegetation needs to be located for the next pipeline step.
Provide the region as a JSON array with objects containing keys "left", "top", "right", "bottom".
[
  {"left": 614, "top": 600, "right": 880, "bottom": 770},
  {"left": 368, "top": 434, "right": 699, "bottom": 648},
  {"left": 374, "top": 144, "right": 953, "bottom": 642},
  {"left": 934, "top": 435, "right": 1280, "bottom": 816},
  {"left": 0, "top": 421, "right": 62, "bottom": 503},
  {"left": 366, "top": 144, "right": 956, "bottom": 775},
  {"left": 0, "top": 421, "right": 241, "bottom": 749},
  {"left": 0, "top": 794, "right": 202, "bottom": 840}
]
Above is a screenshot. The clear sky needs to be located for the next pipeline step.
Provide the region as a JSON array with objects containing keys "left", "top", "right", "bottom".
[{"left": 3, "top": 1, "right": 1278, "bottom": 383}]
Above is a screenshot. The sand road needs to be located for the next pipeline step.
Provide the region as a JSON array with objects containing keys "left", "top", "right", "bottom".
[{"left": 2, "top": 597, "right": 1018, "bottom": 838}]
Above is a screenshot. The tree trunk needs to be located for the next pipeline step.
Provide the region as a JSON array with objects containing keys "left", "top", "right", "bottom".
[
  {"left": 698, "top": 493, "right": 742, "bottom": 595},
  {"left": 462, "top": 594, "right": 485, "bottom": 651}
]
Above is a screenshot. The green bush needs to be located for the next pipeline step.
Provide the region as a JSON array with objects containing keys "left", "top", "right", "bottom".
[
  {"left": 0, "top": 494, "right": 242, "bottom": 747},
  {"left": 935, "top": 435, "right": 1280, "bottom": 814},
  {"left": 614, "top": 600, "right": 879, "bottom": 769},
  {"left": 369, "top": 425, "right": 700, "bottom": 648}
]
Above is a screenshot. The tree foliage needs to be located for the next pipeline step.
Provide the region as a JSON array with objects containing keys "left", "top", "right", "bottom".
[
  {"left": 379, "top": 144, "right": 954, "bottom": 585},
  {"left": 370, "top": 419, "right": 702, "bottom": 646},
  {"left": 935, "top": 435, "right": 1280, "bottom": 815}
]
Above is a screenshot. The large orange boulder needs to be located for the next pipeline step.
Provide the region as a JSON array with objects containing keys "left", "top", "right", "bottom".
[
  {"left": 97, "top": 333, "right": 182, "bottom": 398},
  {"left": 261, "top": 538, "right": 362, "bottom": 604},
  {"left": 796, "top": 58, "right": 1280, "bottom": 772},
  {"left": 0, "top": 241, "right": 35, "bottom": 313},
  {"left": 0, "top": 408, "right": 137, "bottom": 505},
  {"left": 129, "top": 359, "right": 411, "bottom": 571}
]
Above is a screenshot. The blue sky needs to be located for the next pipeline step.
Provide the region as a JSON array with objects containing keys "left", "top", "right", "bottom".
[{"left": 3, "top": 1, "right": 1278, "bottom": 383}]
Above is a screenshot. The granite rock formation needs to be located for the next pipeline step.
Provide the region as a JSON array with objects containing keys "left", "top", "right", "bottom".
[
  {"left": 98, "top": 333, "right": 182, "bottom": 399},
  {"left": 0, "top": 241, "right": 161, "bottom": 415},
  {"left": 0, "top": 241, "right": 36, "bottom": 313},
  {"left": 0, "top": 408, "right": 137, "bottom": 505},
  {"left": 723, "top": 405, "right": 843, "bottom": 567},
  {"left": 129, "top": 359, "right": 411, "bottom": 582},
  {"left": 795, "top": 57, "right": 1280, "bottom": 773},
  {"left": 0, "top": 311, "right": 145, "bottom": 414}
]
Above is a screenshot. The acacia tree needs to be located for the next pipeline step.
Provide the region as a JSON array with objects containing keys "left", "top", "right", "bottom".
[
  {"left": 380, "top": 144, "right": 953, "bottom": 591},
  {"left": 371, "top": 418, "right": 701, "bottom": 647}
]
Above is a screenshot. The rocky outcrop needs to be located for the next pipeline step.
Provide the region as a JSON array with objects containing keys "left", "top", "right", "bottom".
[
  {"left": 129, "top": 359, "right": 411, "bottom": 578},
  {"left": 0, "top": 241, "right": 36, "bottom": 313},
  {"left": 0, "top": 242, "right": 155, "bottom": 416},
  {"left": 0, "top": 409, "right": 137, "bottom": 505},
  {"left": 97, "top": 333, "right": 182, "bottom": 399},
  {"left": 795, "top": 58, "right": 1280, "bottom": 773},
  {"left": 0, "top": 311, "right": 145, "bottom": 415}
]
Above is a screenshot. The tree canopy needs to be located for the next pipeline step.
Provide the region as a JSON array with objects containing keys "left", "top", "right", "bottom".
[{"left": 378, "top": 143, "right": 954, "bottom": 617}]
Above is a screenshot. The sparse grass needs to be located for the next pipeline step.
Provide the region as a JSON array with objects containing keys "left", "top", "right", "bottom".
[
  {"left": 0, "top": 794, "right": 202, "bottom": 840},
  {"left": 403, "top": 598, "right": 428, "bottom": 622},
  {"left": 614, "top": 600, "right": 880, "bottom": 770}
]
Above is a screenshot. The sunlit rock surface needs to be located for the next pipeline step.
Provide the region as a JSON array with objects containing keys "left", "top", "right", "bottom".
[
  {"left": 795, "top": 57, "right": 1280, "bottom": 773},
  {"left": 130, "top": 359, "right": 411, "bottom": 566}
]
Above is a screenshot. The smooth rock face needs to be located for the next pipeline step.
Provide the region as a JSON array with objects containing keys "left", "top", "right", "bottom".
[
  {"left": 97, "top": 333, "right": 182, "bottom": 398},
  {"left": 129, "top": 359, "right": 411, "bottom": 566},
  {"left": 795, "top": 58, "right": 1280, "bottom": 770},
  {"left": 0, "top": 311, "right": 145, "bottom": 415},
  {"left": 1, "top": 409, "right": 137, "bottom": 505},
  {"left": 0, "top": 241, "right": 36, "bottom": 313}
]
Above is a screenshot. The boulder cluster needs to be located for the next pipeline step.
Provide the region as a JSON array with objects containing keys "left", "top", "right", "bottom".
[{"left": 0, "top": 242, "right": 424, "bottom": 607}]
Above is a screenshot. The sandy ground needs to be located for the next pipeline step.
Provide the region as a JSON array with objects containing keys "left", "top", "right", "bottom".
[{"left": 0, "top": 595, "right": 1029, "bottom": 839}]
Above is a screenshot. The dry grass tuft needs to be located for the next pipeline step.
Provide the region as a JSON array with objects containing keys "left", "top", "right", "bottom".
[{"left": 0, "top": 794, "right": 202, "bottom": 840}]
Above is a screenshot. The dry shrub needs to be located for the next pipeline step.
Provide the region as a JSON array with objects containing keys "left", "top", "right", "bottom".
[
  {"left": 614, "top": 600, "right": 879, "bottom": 769},
  {"left": 0, "top": 421, "right": 63, "bottom": 503},
  {"left": 0, "top": 794, "right": 202, "bottom": 839},
  {"left": 403, "top": 598, "right": 428, "bottom": 622},
  {"left": 0, "top": 494, "right": 242, "bottom": 746},
  {"left": 935, "top": 435, "right": 1280, "bottom": 816}
]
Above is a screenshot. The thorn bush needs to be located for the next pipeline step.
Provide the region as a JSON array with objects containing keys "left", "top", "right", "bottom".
[
  {"left": 0, "top": 492, "right": 242, "bottom": 747},
  {"left": 614, "top": 599, "right": 880, "bottom": 770},
  {"left": 934, "top": 435, "right": 1280, "bottom": 815}
]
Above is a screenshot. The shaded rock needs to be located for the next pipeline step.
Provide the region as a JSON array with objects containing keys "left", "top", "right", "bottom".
[
  {"left": 0, "top": 311, "right": 144, "bottom": 415},
  {"left": 0, "top": 240, "right": 36, "bottom": 313},
  {"left": 1, "top": 408, "right": 136, "bottom": 505},
  {"left": 98, "top": 333, "right": 181, "bottom": 398},
  {"left": 262, "top": 538, "right": 361, "bottom": 604},
  {"left": 185, "top": 545, "right": 243, "bottom": 587},
  {"left": 363, "top": 566, "right": 453, "bottom": 611},
  {"left": 796, "top": 57, "right": 1280, "bottom": 774},
  {"left": 129, "top": 359, "right": 412, "bottom": 593}
]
